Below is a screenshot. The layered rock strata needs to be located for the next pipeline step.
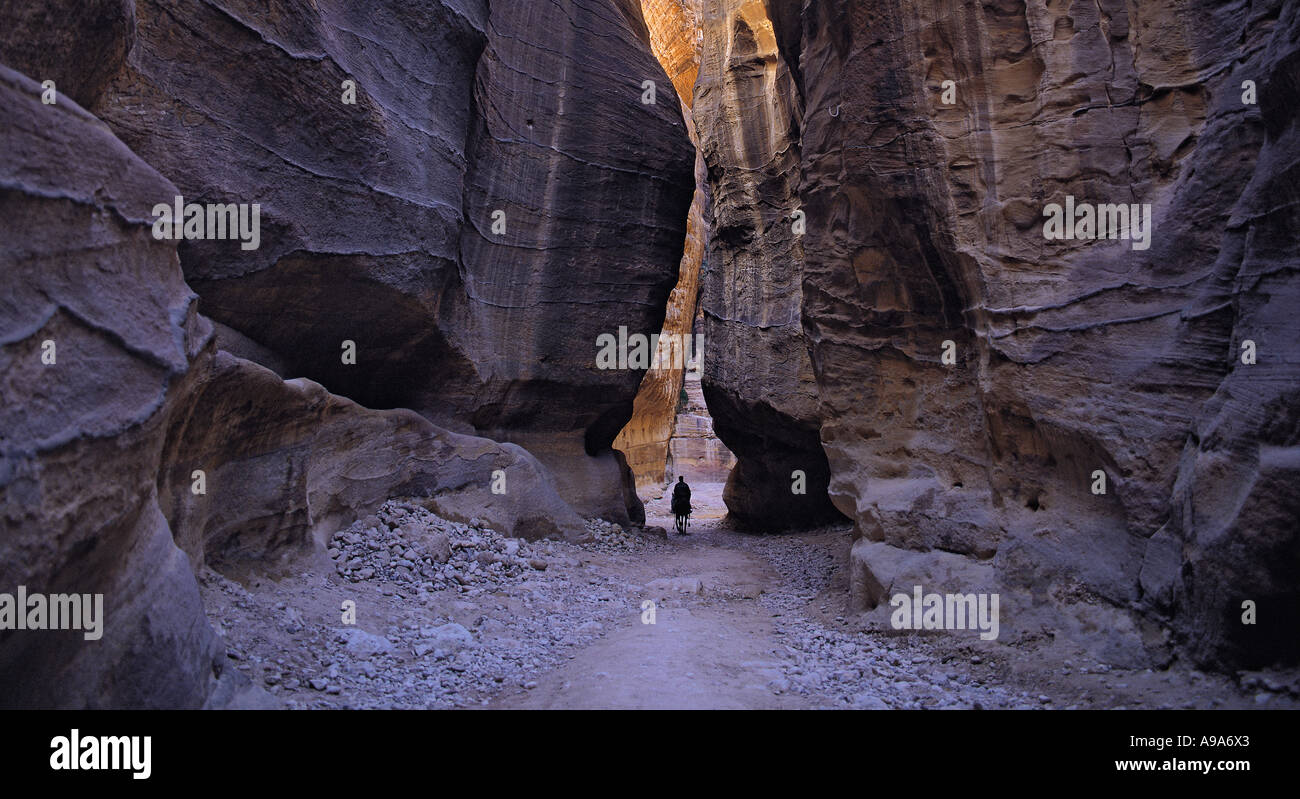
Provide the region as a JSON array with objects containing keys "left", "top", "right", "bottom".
[
  {"left": 666, "top": 373, "right": 737, "bottom": 484},
  {"left": 693, "top": 0, "right": 844, "bottom": 529},
  {"left": 2, "top": 0, "right": 695, "bottom": 523},
  {"left": 615, "top": 0, "right": 709, "bottom": 491},
  {"left": 0, "top": 0, "right": 695, "bottom": 705},
  {"left": 788, "top": 0, "right": 1300, "bottom": 667},
  {"left": 0, "top": 66, "right": 226, "bottom": 707}
]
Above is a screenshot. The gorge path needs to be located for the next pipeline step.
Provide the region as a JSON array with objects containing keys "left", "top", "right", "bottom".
[
  {"left": 491, "top": 486, "right": 1268, "bottom": 711},
  {"left": 493, "top": 483, "right": 813, "bottom": 709},
  {"left": 201, "top": 483, "right": 1290, "bottom": 711}
]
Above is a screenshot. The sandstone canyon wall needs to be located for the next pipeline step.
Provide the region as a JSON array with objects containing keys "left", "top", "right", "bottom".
[
  {"left": 667, "top": 373, "right": 737, "bottom": 483},
  {"left": 614, "top": 0, "right": 709, "bottom": 491},
  {"left": 453, "top": 0, "right": 694, "bottom": 523},
  {"left": 74, "top": 0, "right": 693, "bottom": 525},
  {"left": 1, "top": 0, "right": 1296, "bottom": 712},
  {"left": 780, "top": 0, "right": 1298, "bottom": 668},
  {"left": 677, "top": 0, "right": 1298, "bottom": 668},
  {"left": 0, "top": 62, "right": 590, "bottom": 706},
  {"left": 0, "top": 65, "right": 226, "bottom": 707},
  {"left": 0, "top": 0, "right": 694, "bottom": 705},
  {"left": 693, "top": 0, "right": 845, "bottom": 529}
]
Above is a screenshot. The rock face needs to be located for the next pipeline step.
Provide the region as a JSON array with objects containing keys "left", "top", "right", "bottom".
[
  {"left": 82, "top": 0, "right": 489, "bottom": 422},
  {"left": 666, "top": 373, "right": 736, "bottom": 483},
  {"left": 157, "top": 352, "right": 588, "bottom": 578},
  {"left": 0, "top": 66, "right": 222, "bottom": 708},
  {"left": 453, "top": 0, "right": 694, "bottom": 525},
  {"left": 1162, "top": 3, "right": 1300, "bottom": 668},
  {"left": 784, "top": 0, "right": 1300, "bottom": 667},
  {"left": 3, "top": 0, "right": 695, "bottom": 523},
  {"left": 612, "top": 166, "right": 707, "bottom": 491},
  {"left": 693, "top": 0, "right": 843, "bottom": 529},
  {"left": 0, "top": 0, "right": 134, "bottom": 108},
  {"left": 615, "top": 0, "right": 709, "bottom": 491},
  {"left": 0, "top": 0, "right": 695, "bottom": 705},
  {"left": 3, "top": 0, "right": 1293, "bottom": 718},
  {"left": 677, "top": 0, "right": 1298, "bottom": 667},
  {"left": 0, "top": 62, "right": 591, "bottom": 706}
]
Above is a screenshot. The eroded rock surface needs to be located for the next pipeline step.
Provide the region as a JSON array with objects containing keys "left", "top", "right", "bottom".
[
  {"left": 4, "top": 0, "right": 696, "bottom": 523},
  {"left": 615, "top": 0, "right": 709, "bottom": 490},
  {"left": 0, "top": 0, "right": 682, "bottom": 701},
  {"left": 693, "top": 0, "right": 843, "bottom": 530},
  {"left": 666, "top": 374, "right": 736, "bottom": 483},
  {"left": 157, "top": 352, "right": 588, "bottom": 579},
  {"left": 3, "top": 0, "right": 1294, "bottom": 716},
  {"left": 458, "top": 0, "right": 695, "bottom": 523},
  {"left": 0, "top": 66, "right": 222, "bottom": 708},
  {"left": 0, "top": 0, "right": 134, "bottom": 108},
  {"left": 789, "top": 0, "right": 1300, "bottom": 667}
]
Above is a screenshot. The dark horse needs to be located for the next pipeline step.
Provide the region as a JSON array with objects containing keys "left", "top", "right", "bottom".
[{"left": 670, "top": 476, "right": 691, "bottom": 535}]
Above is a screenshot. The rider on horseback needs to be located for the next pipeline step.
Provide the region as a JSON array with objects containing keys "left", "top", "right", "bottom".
[{"left": 671, "top": 476, "right": 692, "bottom": 534}]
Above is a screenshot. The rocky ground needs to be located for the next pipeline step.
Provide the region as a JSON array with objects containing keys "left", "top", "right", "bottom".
[
  {"left": 199, "top": 485, "right": 1300, "bottom": 710},
  {"left": 200, "top": 502, "right": 671, "bottom": 708}
]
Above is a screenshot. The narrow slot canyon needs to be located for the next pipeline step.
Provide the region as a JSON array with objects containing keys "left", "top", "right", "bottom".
[
  {"left": 1, "top": 0, "right": 1297, "bottom": 716},
  {"left": 617, "top": 0, "right": 845, "bottom": 534}
]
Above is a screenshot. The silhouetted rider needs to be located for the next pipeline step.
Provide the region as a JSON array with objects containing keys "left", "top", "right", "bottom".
[{"left": 671, "top": 476, "right": 692, "bottom": 531}]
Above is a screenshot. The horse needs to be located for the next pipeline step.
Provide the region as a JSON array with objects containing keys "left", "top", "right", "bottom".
[
  {"left": 674, "top": 507, "right": 691, "bottom": 535},
  {"left": 670, "top": 478, "right": 692, "bottom": 535}
]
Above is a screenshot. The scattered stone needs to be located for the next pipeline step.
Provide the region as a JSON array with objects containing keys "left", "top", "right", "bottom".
[
  {"left": 429, "top": 623, "right": 475, "bottom": 652},
  {"left": 339, "top": 628, "right": 393, "bottom": 658},
  {"left": 202, "top": 499, "right": 1248, "bottom": 712},
  {"left": 852, "top": 693, "right": 890, "bottom": 710}
]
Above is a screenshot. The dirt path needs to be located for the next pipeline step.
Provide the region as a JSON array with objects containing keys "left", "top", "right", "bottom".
[
  {"left": 493, "top": 494, "right": 811, "bottom": 708},
  {"left": 204, "top": 482, "right": 1297, "bottom": 710},
  {"left": 490, "top": 483, "right": 1016, "bottom": 710},
  {"left": 494, "top": 599, "right": 807, "bottom": 709}
]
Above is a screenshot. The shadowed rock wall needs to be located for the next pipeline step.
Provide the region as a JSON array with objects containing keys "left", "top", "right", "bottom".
[
  {"left": 694, "top": 0, "right": 844, "bottom": 530},
  {"left": 0, "top": 0, "right": 696, "bottom": 705},
  {"left": 789, "top": 0, "right": 1300, "bottom": 668}
]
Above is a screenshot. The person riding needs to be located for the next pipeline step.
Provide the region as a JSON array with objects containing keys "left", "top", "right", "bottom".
[{"left": 671, "top": 476, "right": 692, "bottom": 533}]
